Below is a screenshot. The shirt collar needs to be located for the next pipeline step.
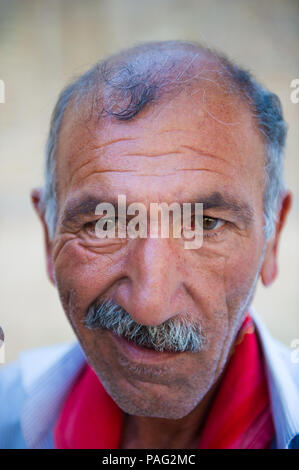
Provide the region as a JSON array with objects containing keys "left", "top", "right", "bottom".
[
  {"left": 20, "top": 341, "right": 86, "bottom": 448},
  {"left": 249, "top": 305, "right": 299, "bottom": 449}
]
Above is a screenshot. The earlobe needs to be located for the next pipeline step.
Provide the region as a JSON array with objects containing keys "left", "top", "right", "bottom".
[
  {"left": 31, "top": 188, "right": 56, "bottom": 286},
  {"left": 31, "top": 188, "right": 43, "bottom": 216},
  {"left": 260, "top": 190, "right": 292, "bottom": 287},
  {"left": 260, "top": 245, "right": 277, "bottom": 286}
]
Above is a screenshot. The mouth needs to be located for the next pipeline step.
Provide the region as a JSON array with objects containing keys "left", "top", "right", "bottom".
[{"left": 107, "top": 330, "right": 184, "bottom": 364}]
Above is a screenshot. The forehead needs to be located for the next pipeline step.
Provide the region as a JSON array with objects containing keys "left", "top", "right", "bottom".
[{"left": 55, "top": 82, "right": 265, "bottom": 208}]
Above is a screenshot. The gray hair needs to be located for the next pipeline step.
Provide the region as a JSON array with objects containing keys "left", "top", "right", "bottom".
[{"left": 41, "top": 40, "right": 287, "bottom": 240}]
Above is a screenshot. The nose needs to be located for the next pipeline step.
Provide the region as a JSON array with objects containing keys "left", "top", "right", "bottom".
[{"left": 116, "top": 238, "right": 184, "bottom": 326}]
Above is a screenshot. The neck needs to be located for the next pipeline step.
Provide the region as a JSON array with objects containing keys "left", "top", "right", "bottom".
[{"left": 119, "top": 380, "right": 220, "bottom": 449}]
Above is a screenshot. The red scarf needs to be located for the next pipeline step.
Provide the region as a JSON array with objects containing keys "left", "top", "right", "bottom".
[{"left": 54, "top": 315, "right": 274, "bottom": 449}]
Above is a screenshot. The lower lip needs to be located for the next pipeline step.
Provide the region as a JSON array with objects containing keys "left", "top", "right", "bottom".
[{"left": 107, "top": 331, "right": 182, "bottom": 363}]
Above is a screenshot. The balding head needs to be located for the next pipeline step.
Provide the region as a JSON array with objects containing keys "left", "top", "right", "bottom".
[{"left": 42, "top": 40, "right": 287, "bottom": 241}]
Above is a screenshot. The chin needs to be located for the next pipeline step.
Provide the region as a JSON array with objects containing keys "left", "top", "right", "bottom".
[
  {"left": 89, "top": 354, "right": 206, "bottom": 420},
  {"left": 110, "top": 387, "right": 199, "bottom": 420}
]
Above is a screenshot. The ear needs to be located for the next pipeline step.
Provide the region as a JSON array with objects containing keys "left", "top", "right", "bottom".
[
  {"left": 260, "top": 190, "right": 292, "bottom": 286},
  {"left": 31, "top": 188, "right": 56, "bottom": 286}
]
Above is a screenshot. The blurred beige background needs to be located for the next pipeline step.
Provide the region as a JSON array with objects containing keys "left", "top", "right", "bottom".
[{"left": 0, "top": 0, "right": 298, "bottom": 364}]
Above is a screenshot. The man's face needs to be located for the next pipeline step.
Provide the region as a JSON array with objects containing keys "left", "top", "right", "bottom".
[{"left": 51, "top": 84, "right": 266, "bottom": 419}]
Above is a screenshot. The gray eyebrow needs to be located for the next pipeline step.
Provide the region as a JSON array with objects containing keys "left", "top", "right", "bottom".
[
  {"left": 61, "top": 196, "right": 118, "bottom": 225},
  {"left": 61, "top": 191, "right": 254, "bottom": 228},
  {"left": 197, "top": 191, "right": 254, "bottom": 226}
]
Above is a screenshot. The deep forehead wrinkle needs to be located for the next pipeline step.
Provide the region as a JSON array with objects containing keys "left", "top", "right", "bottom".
[{"left": 89, "top": 136, "right": 137, "bottom": 151}]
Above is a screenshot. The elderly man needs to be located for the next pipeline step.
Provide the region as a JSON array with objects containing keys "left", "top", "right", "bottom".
[{"left": 0, "top": 41, "right": 298, "bottom": 450}]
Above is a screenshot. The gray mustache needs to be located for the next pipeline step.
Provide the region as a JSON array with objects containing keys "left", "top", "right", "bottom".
[{"left": 84, "top": 299, "right": 206, "bottom": 353}]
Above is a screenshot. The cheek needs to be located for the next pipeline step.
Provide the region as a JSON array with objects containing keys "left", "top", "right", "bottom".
[
  {"left": 187, "top": 237, "right": 263, "bottom": 362},
  {"left": 223, "top": 236, "right": 263, "bottom": 302},
  {"left": 217, "top": 238, "right": 264, "bottom": 351},
  {"left": 53, "top": 238, "right": 117, "bottom": 319}
]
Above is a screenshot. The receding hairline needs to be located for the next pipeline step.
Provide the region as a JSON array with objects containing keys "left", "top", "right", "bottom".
[
  {"left": 54, "top": 41, "right": 256, "bottom": 163},
  {"left": 42, "top": 40, "right": 287, "bottom": 240},
  {"left": 61, "top": 40, "right": 248, "bottom": 124},
  {"left": 53, "top": 42, "right": 266, "bottom": 213}
]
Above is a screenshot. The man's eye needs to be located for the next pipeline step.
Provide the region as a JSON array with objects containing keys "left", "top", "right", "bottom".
[
  {"left": 83, "top": 220, "right": 97, "bottom": 232},
  {"left": 202, "top": 216, "right": 225, "bottom": 231},
  {"left": 84, "top": 218, "right": 116, "bottom": 233}
]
